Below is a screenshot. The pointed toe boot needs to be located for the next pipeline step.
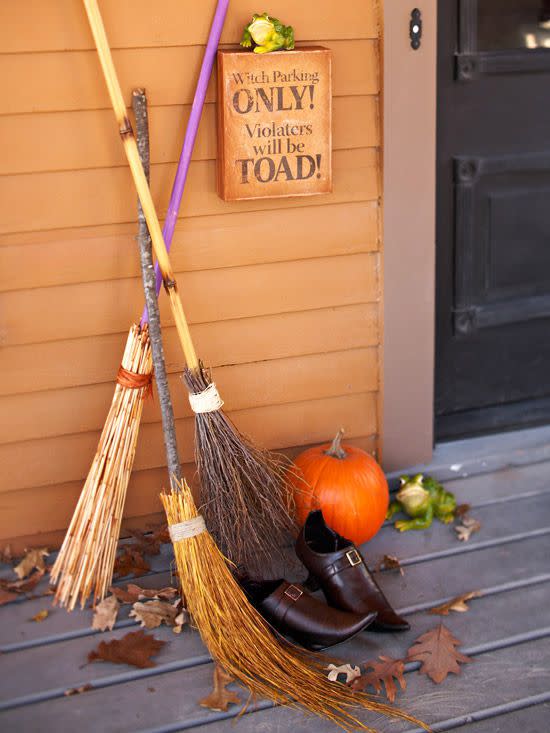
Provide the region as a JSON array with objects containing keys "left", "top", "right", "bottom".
[
  {"left": 296, "top": 510, "right": 410, "bottom": 633},
  {"left": 241, "top": 578, "right": 377, "bottom": 651}
]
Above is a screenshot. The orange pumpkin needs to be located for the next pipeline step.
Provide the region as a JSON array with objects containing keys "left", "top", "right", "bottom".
[{"left": 290, "top": 429, "right": 389, "bottom": 545}]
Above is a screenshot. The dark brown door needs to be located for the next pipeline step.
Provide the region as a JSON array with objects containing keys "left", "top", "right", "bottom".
[{"left": 436, "top": 0, "right": 550, "bottom": 439}]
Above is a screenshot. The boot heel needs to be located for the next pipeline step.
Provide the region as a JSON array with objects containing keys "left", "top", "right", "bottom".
[{"left": 303, "top": 572, "right": 321, "bottom": 592}]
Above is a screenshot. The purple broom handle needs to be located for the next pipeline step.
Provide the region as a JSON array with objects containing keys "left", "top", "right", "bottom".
[{"left": 141, "top": 0, "right": 229, "bottom": 325}]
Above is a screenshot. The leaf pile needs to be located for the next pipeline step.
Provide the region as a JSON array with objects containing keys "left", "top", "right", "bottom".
[
  {"left": 200, "top": 665, "right": 241, "bottom": 712},
  {"left": 0, "top": 568, "right": 46, "bottom": 605},
  {"left": 351, "top": 656, "right": 405, "bottom": 703},
  {"left": 407, "top": 624, "right": 472, "bottom": 684},
  {"left": 88, "top": 630, "right": 165, "bottom": 669},
  {"left": 341, "top": 622, "right": 473, "bottom": 704}
]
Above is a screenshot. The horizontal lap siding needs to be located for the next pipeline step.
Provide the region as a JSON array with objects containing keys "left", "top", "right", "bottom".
[{"left": 0, "top": 1, "right": 382, "bottom": 549}]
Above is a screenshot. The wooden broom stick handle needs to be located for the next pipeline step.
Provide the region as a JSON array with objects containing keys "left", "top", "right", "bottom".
[{"left": 83, "top": 0, "right": 199, "bottom": 370}]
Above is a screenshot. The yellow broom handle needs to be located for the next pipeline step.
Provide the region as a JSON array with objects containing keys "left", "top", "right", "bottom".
[{"left": 83, "top": 0, "right": 198, "bottom": 370}]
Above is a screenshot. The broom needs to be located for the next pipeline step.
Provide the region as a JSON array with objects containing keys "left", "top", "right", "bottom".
[
  {"left": 132, "top": 95, "right": 427, "bottom": 733},
  {"left": 51, "top": 0, "right": 229, "bottom": 610},
  {"left": 83, "top": 0, "right": 297, "bottom": 576}
]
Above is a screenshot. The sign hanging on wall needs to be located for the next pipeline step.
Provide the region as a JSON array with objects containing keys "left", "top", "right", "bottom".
[{"left": 217, "top": 47, "right": 332, "bottom": 201}]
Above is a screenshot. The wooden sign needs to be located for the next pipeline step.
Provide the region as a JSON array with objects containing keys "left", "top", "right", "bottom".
[{"left": 217, "top": 47, "right": 332, "bottom": 201}]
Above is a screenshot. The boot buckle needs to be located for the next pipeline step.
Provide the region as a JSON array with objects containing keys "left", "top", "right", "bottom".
[
  {"left": 284, "top": 584, "right": 303, "bottom": 601},
  {"left": 346, "top": 549, "right": 362, "bottom": 566}
]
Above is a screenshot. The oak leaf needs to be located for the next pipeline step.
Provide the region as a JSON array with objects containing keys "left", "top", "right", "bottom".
[
  {"left": 31, "top": 609, "right": 49, "bottom": 623},
  {"left": 64, "top": 684, "right": 93, "bottom": 696},
  {"left": 377, "top": 555, "right": 404, "bottom": 576},
  {"left": 429, "top": 590, "right": 482, "bottom": 616},
  {"left": 0, "top": 568, "right": 45, "bottom": 595},
  {"left": 110, "top": 583, "right": 178, "bottom": 604},
  {"left": 199, "top": 664, "right": 241, "bottom": 712},
  {"left": 407, "top": 624, "right": 472, "bottom": 684},
  {"left": 88, "top": 630, "right": 165, "bottom": 669},
  {"left": 326, "top": 663, "right": 361, "bottom": 684},
  {"left": 130, "top": 599, "right": 179, "bottom": 629},
  {"left": 14, "top": 548, "right": 49, "bottom": 579},
  {"left": 454, "top": 517, "right": 481, "bottom": 542},
  {"left": 113, "top": 548, "right": 150, "bottom": 578},
  {"left": 454, "top": 503, "right": 472, "bottom": 520},
  {"left": 351, "top": 656, "right": 406, "bottom": 703},
  {"left": 92, "top": 595, "right": 120, "bottom": 631}
]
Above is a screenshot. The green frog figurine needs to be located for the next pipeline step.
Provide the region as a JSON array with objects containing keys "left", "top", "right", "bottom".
[
  {"left": 387, "top": 474, "right": 457, "bottom": 531},
  {"left": 240, "top": 13, "right": 295, "bottom": 54}
]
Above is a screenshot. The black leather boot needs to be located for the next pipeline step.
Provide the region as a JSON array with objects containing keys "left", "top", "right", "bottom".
[
  {"left": 241, "top": 578, "right": 377, "bottom": 651},
  {"left": 295, "top": 510, "right": 410, "bottom": 632}
]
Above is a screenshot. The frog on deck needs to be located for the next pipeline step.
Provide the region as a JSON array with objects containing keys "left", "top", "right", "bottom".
[
  {"left": 241, "top": 13, "right": 295, "bottom": 54},
  {"left": 387, "top": 474, "right": 457, "bottom": 531}
]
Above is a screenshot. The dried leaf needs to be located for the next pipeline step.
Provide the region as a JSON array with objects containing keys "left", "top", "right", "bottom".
[
  {"left": 130, "top": 599, "right": 179, "bottom": 629},
  {"left": 64, "top": 684, "right": 93, "bottom": 696},
  {"left": 113, "top": 548, "right": 150, "bottom": 578},
  {"left": 172, "top": 608, "right": 188, "bottom": 634},
  {"left": 454, "top": 503, "right": 471, "bottom": 520},
  {"left": 88, "top": 630, "right": 165, "bottom": 669},
  {"left": 0, "top": 568, "right": 45, "bottom": 595},
  {"left": 110, "top": 583, "right": 178, "bottom": 604},
  {"left": 14, "top": 548, "right": 49, "bottom": 579},
  {"left": 407, "top": 624, "right": 472, "bottom": 684},
  {"left": 376, "top": 555, "right": 404, "bottom": 576},
  {"left": 92, "top": 595, "right": 120, "bottom": 631},
  {"left": 429, "top": 590, "right": 482, "bottom": 616},
  {"left": 31, "top": 609, "right": 49, "bottom": 623},
  {"left": 326, "top": 663, "right": 361, "bottom": 684},
  {"left": 0, "top": 588, "right": 18, "bottom": 605},
  {"left": 454, "top": 516, "right": 481, "bottom": 542},
  {"left": 199, "top": 664, "right": 241, "bottom": 712},
  {"left": 352, "top": 656, "right": 406, "bottom": 703}
]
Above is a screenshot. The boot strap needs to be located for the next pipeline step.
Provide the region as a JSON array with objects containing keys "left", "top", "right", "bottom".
[{"left": 323, "top": 548, "right": 363, "bottom": 578}]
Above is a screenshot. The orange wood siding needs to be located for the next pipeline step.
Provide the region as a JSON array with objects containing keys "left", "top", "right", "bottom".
[{"left": 0, "top": 0, "right": 382, "bottom": 550}]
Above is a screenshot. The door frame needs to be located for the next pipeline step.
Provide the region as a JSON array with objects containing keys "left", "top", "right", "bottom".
[{"left": 381, "top": 1, "right": 438, "bottom": 471}]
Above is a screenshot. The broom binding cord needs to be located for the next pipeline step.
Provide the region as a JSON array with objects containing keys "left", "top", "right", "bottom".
[
  {"left": 168, "top": 515, "right": 206, "bottom": 542},
  {"left": 188, "top": 382, "right": 224, "bottom": 413}
]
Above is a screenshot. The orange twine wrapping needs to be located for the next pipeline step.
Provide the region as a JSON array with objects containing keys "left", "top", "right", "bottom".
[{"left": 116, "top": 365, "right": 153, "bottom": 397}]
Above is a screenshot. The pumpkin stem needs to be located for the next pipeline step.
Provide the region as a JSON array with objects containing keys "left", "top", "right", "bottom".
[{"left": 326, "top": 428, "right": 346, "bottom": 459}]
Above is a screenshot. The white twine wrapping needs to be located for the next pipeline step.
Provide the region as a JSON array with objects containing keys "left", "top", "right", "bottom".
[
  {"left": 169, "top": 515, "right": 207, "bottom": 543},
  {"left": 187, "top": 381, "right": 224, "bottom": 414}
]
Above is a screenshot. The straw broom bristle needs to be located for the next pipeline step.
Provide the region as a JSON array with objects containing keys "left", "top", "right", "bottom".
[
  {"left": 51, "top": 324, "right": 152, "bottom": 610},
  {"left": 184, "top": 365, "right": 298, "bottom": 576},
  {"left": 161, "top": 481, "right": 429, "bottom": 733}
]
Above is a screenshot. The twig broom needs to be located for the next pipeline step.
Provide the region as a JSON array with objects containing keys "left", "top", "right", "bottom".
[
  {"left": 51, "top": 1, "right": 229, "bottom": 609},
  {"left": 133, "top": 92, "right": 428, "bottom": 733},
  {"left": 83, "top": 0, "right": 297, "bottom": 575}
]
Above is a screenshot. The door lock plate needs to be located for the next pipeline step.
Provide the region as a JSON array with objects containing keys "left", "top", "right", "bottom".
[{"left": 410, "top": 8, "right": 422, "bottom": 50}]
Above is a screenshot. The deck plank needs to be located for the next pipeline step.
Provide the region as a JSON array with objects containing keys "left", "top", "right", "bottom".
[
  {"left": 2, "top": 442, "right": 550, "bottom": 732},
  {"left": 2, "top": 546, "right": 550, "bottom": 715},
  {"left": 3, "top": 628, "right": 550, "bottom": 732},
  {"left": 2, "top": 487, "right": 550, "bottom": 649}
]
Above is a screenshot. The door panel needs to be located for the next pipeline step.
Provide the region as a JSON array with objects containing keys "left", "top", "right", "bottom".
[{"left": 436, "top": 0, "right": 550, "bottom": 439}]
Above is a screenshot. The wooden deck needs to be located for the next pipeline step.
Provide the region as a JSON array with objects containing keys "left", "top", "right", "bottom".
[{"left": 2, "top": 427, "right": 550, "bottom": 732}]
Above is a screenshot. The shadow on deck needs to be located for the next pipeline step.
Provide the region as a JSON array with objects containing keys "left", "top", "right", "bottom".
[{"left": 2, "top": 426, "right": 550, "bottom": 732}]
